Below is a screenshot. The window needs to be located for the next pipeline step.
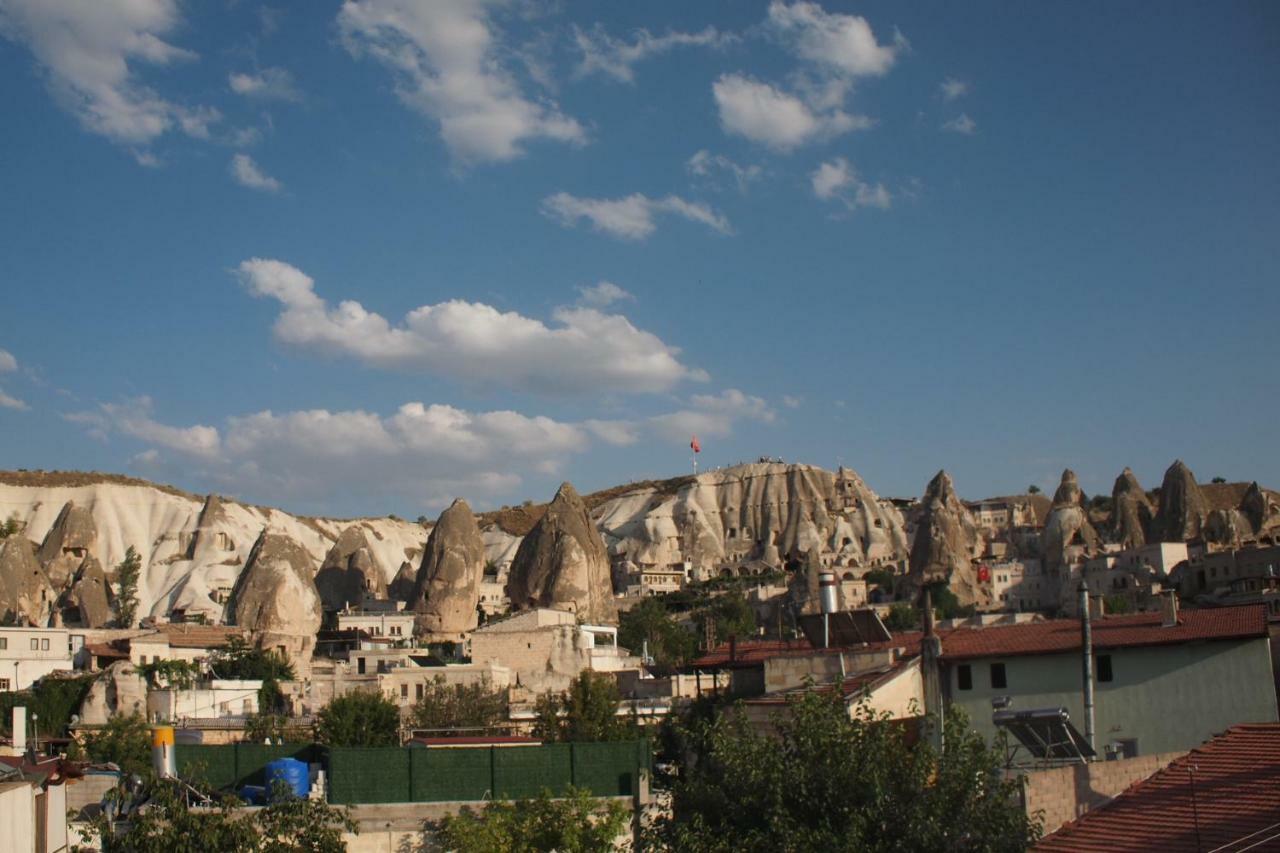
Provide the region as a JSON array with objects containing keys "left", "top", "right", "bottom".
[
  {"left": 990, "top": 663, "right": 1007, "bottom": 689},
  {"left": 957, "top": 664, "right": 973, "bottom": 691},
  {"left": 416, "top": 683, "right": 424, "bottom": 701},
  {"left": 30, "top": 638, "right": 39, "bottom": 651},
  {"left": 400, "top": 684, "right": 408, "bottom": 699},
  {"left": 0, "top": 637, "right": 5, "bottom": 649},
  {"left": 0, "top": 679, "right": 9, "bottom": 691},
  {"left": 1096, "top": 654, "right": 1113, "bottom": 683},
  {"left": 41, "top": 639, "right": 49, "bottom": 651}
]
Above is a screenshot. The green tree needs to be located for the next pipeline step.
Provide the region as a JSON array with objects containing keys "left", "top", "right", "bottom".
[
  {"left": 1211, "top": 476, "right": 1227, "bottom": 484},
  {"left": 532, "top": 672, "right": 634, "bottom": 744},
  {"left": 315, "top": 690, "right": 400, "bottom": 747},
  {"left": 1027, "top": 484, "right": 1041, "bottom": 495},
  {"left": 80, "top": 712, "right": 153, "bottom": 778},
  {"left": 0, "top": 513, "right": 20, "bottom": 539},
  {"left": 862, "top": 568, "right": 896, "bottom": 590},
  {"left": 0, "top": 674, "right": 94, "bottom": 740},
  {"left": 114, "top": 546, "right": 142, "bottom": 628},
  {"left": 210, "top": 637, "right": 296, "bottom": 713},
  {"left": 1103, "top": 594, "right": 1134, "bottom": 615},
  {"left": 882, "top": 602, "right": 920, "bottom": 632},
  {"left": 410, "top": 676, "right": 508, "bottom": 733},
  {"left": 696, "top": 592, "right": 756, "bottom": 648},
  {"left": 136, "top": 659, "right": 201, "bottom": 691},
  {"left": 619, "top": 597, "right": 698, "bottom": 668},
  {"left": 438, "top": 786, "right": 629, "bottom": 853},
  {"left": 649, "top": 691, "right": 1040, "bottom": 852},
  {"left": 257, "top": 781, "right": 358, "bottom": 853},
  {"left": 929, "top": 582, "right": 975, "bottom": 620}
]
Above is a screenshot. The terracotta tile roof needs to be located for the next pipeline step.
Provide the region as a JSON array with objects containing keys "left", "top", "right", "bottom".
[
  {"left": 690, "top": 633, "right": 926, "bottom": 669},
  {"left": 84, "top": 642, "right": 129, "bottom": 660},
  {"left": 1037, "top": 723, "right": 1280, "bottom": 852},
  {"left": 939, "top": 605, "right": 1267, "bottom": 661},
  {"left": 154, "top": 624, "right": 245, "bottom": 649}
]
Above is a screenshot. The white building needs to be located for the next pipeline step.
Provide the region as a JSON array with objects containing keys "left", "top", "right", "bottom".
[
  {"left": 982, "top": 559, "right": 1047, "bottom": 611},
  {"left": 147, "top": 679, "right": 264, "bottom": 723},
  {"left": 335, "top": 608, "right": 414, "bottom": 645},
  {"left": 0, "top": 628, "right": 79, "bottom": 693}
]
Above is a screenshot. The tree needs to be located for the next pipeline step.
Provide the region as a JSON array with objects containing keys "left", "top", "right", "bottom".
[
  {"left": 211, "top": 637, "right": 296, "bottom": 714},
  {"left": 438, "top": 786, "right": 629, "bottom": 853},
  {"left": 862, "top": 568, "right": 896, "bottom": 590},
  {"left": 1103, "top": 594, "right": 1134, "bottom": 615},
  {"left": 648, "top": 691, "right": 1040, "bottom": 851},
  {"left": 410, "top": 676, "right": 508, "bottom": 733},
  {"left": 535, "top": 672, "right": 636, "bottom": 744},
  {"left": 136, "top": 659, "right": 201, "bottom": 691},
  {"left": 1211, "top": 476, "right": 1227, "bottom": 484},
  {"left": 0, "top": 513, "right": 20, "bottom": 539},
  {"left": 0, "top": 674, "right": 94, "bottom": 741},
  {"left": 1027, "top": 485, "right": 1041, "bottom": 495},
  {"left": 315, "top": 690, "right": 400, "bottom": 747},
  {"left": 929, "top": 582, "right": 975, "bottom": 620},
  {"left": 256, "top": 781, "right": 358, "bottom": 853},
  {"left": 114, "top": 546, "right": 142, "bottom": 628},
  {"left": 882, "top": 602, "right": 920, "bottom": 632},
  {"left": 696, "top": 593, "right": 756, "bottom": 648},
  {"left": 80, "top": 712, "right": 153, "bottom": 778},
  {"left": 619, "top": 597, "right": 698, "bottom": 668}
]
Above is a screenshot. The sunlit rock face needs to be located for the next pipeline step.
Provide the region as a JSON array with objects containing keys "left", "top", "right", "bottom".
[
  {"left": 907, "top": 470, "right": 988, "bottom": 608},
  {"left": 1110, "top": 468, "right": 1154, "bottom": 549},
  {"left": 412, "top": 499, "right": 484, "bottom": 639},
  {"left": 230, "top": 530, "right": 322, "bottom": 674},
  {"left": 1152, "top": 460, "right": 1210, "bottom": 542}
]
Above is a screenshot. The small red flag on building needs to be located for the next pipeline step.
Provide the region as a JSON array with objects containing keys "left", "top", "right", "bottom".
[
  {"left": 690, "top": 435, "right": 701, "bottom": 453},
  {"left": 977, "top": 565, "right": 991, "bottom": 583}
]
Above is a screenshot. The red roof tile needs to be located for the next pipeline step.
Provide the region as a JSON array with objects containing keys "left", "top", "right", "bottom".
[
  {"left": 1037, "top": 723, "right": 1280, "bottom": 852},
  {"left": 939, "top": 606, "right": 1267, "bottom": 661}
]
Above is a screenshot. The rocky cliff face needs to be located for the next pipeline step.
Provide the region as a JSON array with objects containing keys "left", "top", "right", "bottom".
[
  {"left": 507, "top": 483, "right": 618, "bottom": 624},
  {"left": 37, "top": 501, "right": 97, "bottom": 590},
  {"left": 65, "top": 554, "right": 112, "bottom": 628},
  {"left": 1110, "top": 468, "right": 1154, "bottom": 549},
  {"left": 907, "top": 471, "right": 987, "bottom": 607},
  {"left": 230, "top": 530, "right": 322, "bottom": 673},
  {"left": 1152, "top": 460, "right": 1210, "bottom": 542},
  {"left": 315, "top": 525, "right": 387, "bottom": 611},
  {"left": 0, "top": 536, "right": 55, "bottom": 626},
  {"left": 1240, "top": 482, "right": 1280, "bottom": 541},
  {"left": 1042, "top": 470, "right": 1101, "bottom": 588},
  {"left": 412, "top": 499, "right": 484, "bottom": 639},
  {"left": 591, "top": 462, "right": 908, "bottom": 575}
]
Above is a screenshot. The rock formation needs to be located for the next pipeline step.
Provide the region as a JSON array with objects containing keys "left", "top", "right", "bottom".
[
  {"left": 315, "top": 525, "right": 386, "bottom": 611},
  {"left": 413, "top": 499, "right": 484, "bottom": 639},
  {"left": 0, "top": 536, "right": 55, "bottom": 626},
  {"left": 1241, "top": 482, "right": 1280, "bottom": 541},
  {"left": 907, "top": 471, "right": 987, "bottom": 607},
  {"left": 1152, "top": 460, "right": 1210, "bottom": 542},
  {"left": 230, "top": 530, "right": 322, "bottom": 673},
  {"left": 506, "top": 483, "right": 618, "bottom": 624},
  {"left": 37, "top": 501, "right": 96, "bottom": 590},
  {"left": 64, "top": 554, "right": 112, "bottom": 627},
  {"left": 788, "top": 547, "right": 843, "bottom": 616},
  {"left": 388, "top": 560, "right": 416, "bottom": 603},
  {"left": 78, "top": 661, "right": 147, "bottom": 726},
  {"left": 1042, "top": 470, "right": 1101, "bottom": 588},
  {"left": 1110, "top": 468, "right": 1154, "bottom": 549}
]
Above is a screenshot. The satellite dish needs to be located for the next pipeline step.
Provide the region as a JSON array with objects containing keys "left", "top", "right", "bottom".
[{"left": 69, "top": 714, "right": 80, "bottom": 726}]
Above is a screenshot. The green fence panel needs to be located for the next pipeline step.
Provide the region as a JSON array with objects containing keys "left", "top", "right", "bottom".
[
  {"left": 571, "top": 741, "right": 643, "bottom": 797},
  {"left": 175, "top": 745, "right": 238, "bottom": 791},
  {"left": 234, "top": 744, "right": 313, "bottom": 787},
  {"left": 492, "top": 743, "right": 572, "bottom": 799},
  {"left": 328, "top": 747, "right": 410, "bottom": 805},
  {"left": 409, "top": 748, "right": 492, "bottom": 802}
]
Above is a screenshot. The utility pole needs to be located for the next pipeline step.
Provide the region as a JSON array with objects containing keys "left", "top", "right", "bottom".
[{"left": 1079, "top": 580, "right": 1095, "bottom": 754}]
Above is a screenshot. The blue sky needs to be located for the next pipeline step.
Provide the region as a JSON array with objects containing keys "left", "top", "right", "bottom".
[{"left": 0, "top": 1, "right": 1277, "bottom": 517}]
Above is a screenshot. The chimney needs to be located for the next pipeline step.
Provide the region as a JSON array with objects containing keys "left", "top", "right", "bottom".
[
  {"left": 10, "top": 706, "right": 26, "bottom": 756},
  {"left": 1161, "top": 591, "right": 1180, "bottom": 628},
  {"left": 1088, "top": 593, "right": 1105, "bottom": 620}
]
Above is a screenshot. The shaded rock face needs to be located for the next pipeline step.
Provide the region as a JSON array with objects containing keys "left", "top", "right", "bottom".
[
  {"left": 230, "top": 530, "right": 322, "bottom": 672},
  {"left": 0, "top": 536, "right": 55, "bottom": 626},
  {"left": 37, "top": 501, "right": 97, "bottom": 590},
  {"left": 413, "top": 499, "right": 484, "bottom": 638},
  {"left": 315, "top": 525, "right": 386, "bottom": 611},
  {"left": 388, "top": 560, "right": 416, "bottom": 603},
  {"left": 788, "top": 547, "right": 843, "bottom": 616},
  {"left": 1110, "top": 468, "right": 1154, "bottom": 549},
  {"left": 65, "top": 555, "right": 112, "bottom": 627},
  {"left": 907, "top": 471, "right": 987, "bottom": 607},
  {"left": 1241, "top": 483, "right": 1280, "bottom": 540},
  {"left": 1152, "top": 460, "right": 1210, "bottom": 542},
  {"left": 79, "top": 661, "right": 146, "bottom": 726},
  {"left": 185, "top": 494, "right": 234, "bottom": 563},
  {"left": 507, "top": 483, "right": 618, "bottom": 624},
  {"left": 1042, "top": 470, "right": 1101, "bottom": 586}
]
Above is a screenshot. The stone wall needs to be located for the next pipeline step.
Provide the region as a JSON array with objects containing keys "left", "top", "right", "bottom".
[{"left": 1017, "top": 751, "right": 1184, "bottom": 835}]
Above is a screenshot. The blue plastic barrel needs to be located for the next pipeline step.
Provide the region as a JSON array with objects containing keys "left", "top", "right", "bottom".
[
  {"left": 264, "top": 758, "right": 309, "bottom": 799},
  {"left": 237, "top": 785, "right": 266, "bottom": 805}
]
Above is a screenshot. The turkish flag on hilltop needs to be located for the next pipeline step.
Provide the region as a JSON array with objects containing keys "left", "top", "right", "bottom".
[{"left": 690, "top": 435, "right": 701, "bottom": 453}]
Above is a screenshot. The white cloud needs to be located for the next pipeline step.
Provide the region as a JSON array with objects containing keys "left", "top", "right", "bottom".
[
  {"left": 572, "top": 24, "right": 735, "bottom": 84},
  {"left": 649, "top": 389, "right": 775, "bottom": 442},
  {"left": 782, "top": 395, "right": 802, "bottom": 409},
  {"left": 942, "top": 113, "right": 977, "bottom": 135},
  {"left": 66, "top": 397, "right": 220, "bottom": 457},
  {"left": 767, "top": 2, "right": 900, "bottom": 77},
  {"left": 0, "top": 0, "right": 214, "bottom": 149},
  {"left": 686, "top": 150, "right": 763, "bottom": 193},
  {"left": 228, "top": 67, "right": 300, "bottom": 101},
  {"left": 810, "top": 157, "right": 891, "bottom": 210},
  {"left": 336, "top": 0, "right": 585, "bottom": 164},
  {"left": 541, "top": 192, "right": 732, "bottom": 240},
  {"left": 0, "top": 390, "right": 28, "bottom": 411},
  {"left": 712, "top": 74, "right": 867, "bottom": 151},
  {"left": 940, "top": 77, "right": 968, "bottom": 101},
  {"left": 229, "top": 154, "right": 282, "bottom": 192},
  {"left": 0, "top": 349, "right": 16, "bottom": 372},
  {"left": 577, "top": 282, "right": 633, "bottom": 308},
  {"left": 236, "top": 258, "right": 705, "bottom": 394}
]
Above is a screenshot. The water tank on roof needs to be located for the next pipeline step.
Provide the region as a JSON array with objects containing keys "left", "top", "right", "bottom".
[{"left": 265, "top": 758, "right": 308, "bottom": 800}]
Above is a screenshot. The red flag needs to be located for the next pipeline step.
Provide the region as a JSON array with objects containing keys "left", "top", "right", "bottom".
[
  {"left": 690, "top": 435, "right": 701, "bottom": 453},
  {"left": 977, "top": 565, "right": 991, "bottom": 583}
]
